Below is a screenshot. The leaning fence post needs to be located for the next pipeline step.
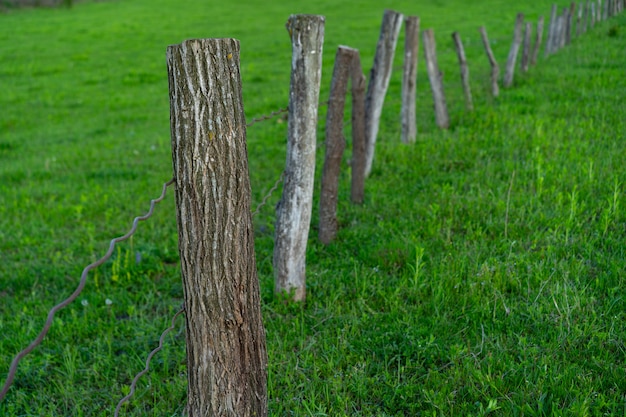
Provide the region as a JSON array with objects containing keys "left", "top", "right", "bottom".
[
  {"left": 531, "top": 16, "right": 544, "bottom": 66},
  {"left": 350, "top": 50, "right": 367, "bottom": 205},
  {"left": 319, "top": 46, "right": 353, "bottom": 245},
  {"left": 364, "top": 9, "right": 404, "bottom": 177},
  {"left": 167, "top": 38, "right": 268, "bottom": 417},
  {"left": 520, "top": 22, "right": 532, "bottom": 72},
  {"left": 401, "top": 16, "right": 420, "bottom": 144},
  {"left": 546, "top": 4, "right": 558, "bottom": 55},
  {"left": 451, "top": 31, "right": 473, "bottom": 111},
  {"left": 274, "top": 14, "right": 325, "bottom": 302},
  {"left": 479, "top": 26, "right": 500, "bottom": 98},
  {"left": 504, "top": 13, "right": 525, "bottom": 88},
  {"left": 422, "top": 29, "right": 449, "bottom": 128}
]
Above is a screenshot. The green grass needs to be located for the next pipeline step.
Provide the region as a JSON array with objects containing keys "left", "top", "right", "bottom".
[{"left": 1, "top": 0, "right": 626, "bottom": 415}]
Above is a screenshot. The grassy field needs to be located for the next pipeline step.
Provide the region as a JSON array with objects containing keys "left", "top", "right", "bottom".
[{"left": 1, "top": 0, "right": 625, "bottom": 415}]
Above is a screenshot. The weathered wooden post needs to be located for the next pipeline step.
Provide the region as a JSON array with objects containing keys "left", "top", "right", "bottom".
[
  {"left": 590, "top": 2, "right": 596, "bottom": 27},
  {"left": 167, "top": 38, "right": 268, "bottom": 417},
  {"left": 566, "top": 3, "right": 576, "bottom": 44},
  {"left": 479, "top": 26, "right": 500, "bottom": 98},
  {"left": 364, "top": 9, "right": 404, "bottom": 177},
  {"left": 531, "top": 16, "right": 544, "bottom": 65},
  {"left": 401, "top": 16, "right": 420, "bottom": 144},
  {"left": 422, "top": 29, "right": 449, "bottom": 128},
  {"left": 546, "top": 4, "right": 558, "bottom": 55},
  {"left": 319, "top": 46, "right": 352, "bottom": 245},
  {"left": 504, "top": 13, "right": 525, "bottom": 88},
  {"left": 350, "top": 50, "right": 367, "bottom": 204},
  {"left": 520, "top": 22, "right": 532, "bottom": 72},
  {"left": 577, "top": 2, "right": 584, "bottom": 36},
  {"left": 274, "top": 15, "right": 325, "bottom": 302},
  {"left": 451, "top": 31, "right": 473, "bottom": 111}
]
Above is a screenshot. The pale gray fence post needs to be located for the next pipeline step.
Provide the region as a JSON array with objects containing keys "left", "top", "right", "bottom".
[
  {"left": 531, "top": 16, "right": 544, "bottom": 65},
  {"left": 401, "top": 16, "right": 420, "bottom": 144},
  {"left": 452, "top": 31, "right": 473, "bottom": 111},
  {"left": 364, "top": 9, "right": 404, "bottom": 177},
  {"left": 504, "top": 13, "right": 525, "bottom": 88},
  {"left": 274, "top": 15, "right": 325, "bottom": 302},
  {"left": 479, "top": 26, "right": 500, "bottom": 98},
  {"left": 319, "top": 46, "right": 352, "bottom": 245},
  {"left": 167, "top": 38, "right": 268, "bottom": 417},
  {"left": 422, "top": 29, "right": 449, "bottom": 128}
]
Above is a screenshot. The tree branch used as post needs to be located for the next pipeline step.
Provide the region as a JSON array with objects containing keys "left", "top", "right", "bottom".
[
  {"left": 504, "top": 13, "right": 525, "bottom": 88},
  {"left": 167, "top": 38, "right": 268, "bottom": 417},
  {"left": 401, "top": 16, "right": 420, "bottom": 143},
  {"left": 422, "top": 29, "right": 449, "bottom": 128},
  {"left": 363, "top": 9, "right": 404, "bottom": 177},
  {"left": 274, "top": 14, "right": 325, "bottom": 302},
  {"left": 479, "top": 26, "right": 500, "bottom": 98},
  {"left": 452, "top": 31, "right": 473, "bottom": 111},
  {"left": 319, "top": 46, "right": 353, "bottom": 245}
]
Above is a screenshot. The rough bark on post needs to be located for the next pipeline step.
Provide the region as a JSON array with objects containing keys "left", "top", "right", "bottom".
[
  {"left": 274, "top": 14, "right": 325, "bottom": 302},
  {"left": 364, "top": 9, "right": 404, "bottom": 177},
  {"left": 520, "top": 22, "right": 532, "bottom": 72},
  {"left": 319, "top": 46, "right": 352, "bottom": 245},
  {"left": 546, "top": 4, "right": 558, "bottom": 56},
  {"left": 504, "top": 13, "right": 525, "bottom": 88},
  {"left": 422, "top": 29, "right": 449, "bottom": 128},
  {"left": 350, "top": 51, "right": 367, "bottom": 204},
  {"left": 451, "top": 31, "right": 473, "bottom": 111},
  {"left": 167, "top": 38, "right": 267, "bottom": 417},
  {"left": 479, "top": 26, "right": 500, "bottom": 98},
  {"left": 531, "top": 16, "right": 544, "bottom": 65},
  {"left": 401, "top": 16, "right": 420, "bottom": 144}
]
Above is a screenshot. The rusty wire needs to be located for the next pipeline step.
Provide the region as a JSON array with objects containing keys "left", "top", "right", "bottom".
[
  {"left": 114, "top": 305, "right": 186, "bottom": 416},
  {"left": 0, "top": 178, "right": 176, "bottom": 402},
  {"left": 252, "top": 171, "right": 285, "bottom": 218}
]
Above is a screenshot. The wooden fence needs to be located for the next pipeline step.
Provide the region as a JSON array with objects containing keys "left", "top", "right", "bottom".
[{"left": 167, "top": 3, "right": 624, "bottom": 415}]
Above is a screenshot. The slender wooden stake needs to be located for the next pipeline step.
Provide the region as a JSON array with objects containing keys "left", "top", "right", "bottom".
[
  {"left": 422, "top": 29, "right": 449, "bottom": 128},
  {"left": 167, "top": 38, "right": 268, "bottom": 417},
  {"left": 274, "top": 14, "right": 325, "bottom": 302},
  {"left": 520, "top": 22, "right": 532, "bottom": 72},
  {"left": 603, "top": 0, "right": 608, "bottom": 19},
  {"left": 479, "top": 26, "right": 500, "bottom": 98},
  {"left": 350, "top": 51, "right": 367, "bottom": 204},
  {"left": 546, "top": 4, "right": 558, "bottom": 56},
  {"left": 364, "top": 9, "right": 404, "bottom": 177},
  {"left": 566, "top": 3, "right": 575, "bottom": 44},
  {"left": 319, "top": 46, "right": 352, "bottom": 245},
  {"left": 582, "top": 0, "right": 589, "bottom": 32},
  {"left": 577, "top": 2, "right": 584, "bottom": 36},
  {"left": 504, "top": 13, "right": 525, "bottom": 88},
  {"left": 401, "top": 16, "right": 420, "bottom": 144},
  {"left": 452, "top": 31, "right": 473, "bottom": 111},
  {"left": 531, "top": 16, "right": 544, "bottom": 66},
  {"left": 591, "top": 2, "right": 596, "bottom": 27},
  {"left": 559, "top": 9, "right": 567, "bottom": 48}
]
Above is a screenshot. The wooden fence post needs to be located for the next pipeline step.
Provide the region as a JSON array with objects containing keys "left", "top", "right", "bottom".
[
  {"left": 422, "top": 29, "right": 449, "bottom": 128},
  {"left": 520, "top": 22, "right": 532, "bottom": 72},
  {"left": 452, "top": 31, "right": 473, "bottom": 111},
  {"left": 531, "top": 16, "right": 544, "bottom": 65},
  {"left": 566, "top": 3, "right": 576, "bottom": 44},
  {"left": 479, "top": 26, "right": 500, "bottom": 98},
  {"left": 167, "top": 38, "right": 268, "bottom": 417},
  {"left": 274, "top": 14, "right": 325, "bottom": 302},
  {"left": 364, "top": 9, "right": 404, "bottom": 177},
  {"left": 591, "top": 2, "right": 597, "bottom": 27},
  {"left": 603, "top": 0, "right": 609, "bottom": 19},
  {"left": 319, "top": 46, "right": 353, "bottom": 245},
  {"left": 350, "top": 50, "right": 367, "bottom": 204},
  {"left": 546, "top": 4, "right": 558, "bottom": 56},
  {"left": 577, "top": 2, "right": 584, "bottom": 35},
  {"left": 402, "top": 16, "right": 420, "bottom": 144},
  {"left": 504, "top": 13, "right": 525, "bottom": 88}
]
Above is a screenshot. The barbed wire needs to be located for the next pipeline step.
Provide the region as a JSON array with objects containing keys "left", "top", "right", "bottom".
[
  {"left": 246, "top": 107, "right": 288, "bottom": 127},
  {"left": 0, "top": 178, "right": 176, "bottom": 402},
  {"left": 114, "top": 304, "right": 186, "bottom": 416},
  {"left": 252, "top": 171, "right": 285, "bottom": 218}
]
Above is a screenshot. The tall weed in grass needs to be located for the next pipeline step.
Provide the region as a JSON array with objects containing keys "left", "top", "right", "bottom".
[{"left": 1, "top": 0, "right": 625, "bottom": 415}]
